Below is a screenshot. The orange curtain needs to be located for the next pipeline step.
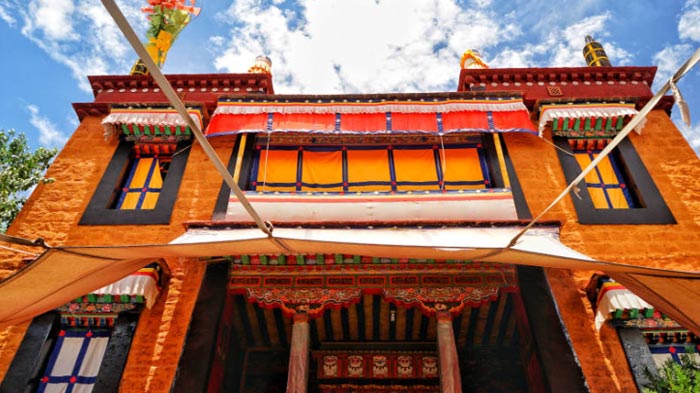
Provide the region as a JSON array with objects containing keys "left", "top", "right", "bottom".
[
  {"left": 443, "top": 148, "right": 485, "bottom": 190},
  {"left": 119, "top": 157, "right": 163, "bottom": 210},
  {"left": 574, "top": 152, "right": 630, "bottom": 209},
  {"left": 346, "top": 150, "right": 391, "bottom": 192},
  {"left": 255, "top": 150, "right": 299, "bottom": 192},
  {"left": 301, "top": 151, "right": 343, "bottom": 192},
  {"left": 393, "top": 149, "right": 439, "bottom": 191}
]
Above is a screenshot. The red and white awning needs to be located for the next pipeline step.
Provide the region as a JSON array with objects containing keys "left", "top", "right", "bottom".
[
  {"left": 595, "top": 280, "right": 653, "bottom": 328},
  {"left": 101, "top": 107, "right": 203, "bottom": 139},
  {"left": 91, "top": 266, "right": 161, "bottom": 308},
  {"left": 206, "top": 98, "right": 537, "bottom": 136},
  {"left": 539, "top": 103, "right": 645, "bottom": 136}
]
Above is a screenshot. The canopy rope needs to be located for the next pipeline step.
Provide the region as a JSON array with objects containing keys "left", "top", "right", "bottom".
[
  {"left": 507, "top": 46, "right": 700, "bottom": 249},
  {"left": 101, "top": 0, "right": 293, "bottom": 254},
  {"left": 0, "top": 233, "right": 49, "bottom": 249}
]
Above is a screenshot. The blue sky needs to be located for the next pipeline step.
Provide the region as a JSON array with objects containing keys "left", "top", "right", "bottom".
[{"left": 0, "top": 0, "right": 699, "bottom": 153}]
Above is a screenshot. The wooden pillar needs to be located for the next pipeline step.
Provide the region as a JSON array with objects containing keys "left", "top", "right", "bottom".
[
  {"left": 436, "top": 311, "right": 462, "bottom": 393},
  {"left": 286, "top": 312, "right": 310, "bottom": 393}
]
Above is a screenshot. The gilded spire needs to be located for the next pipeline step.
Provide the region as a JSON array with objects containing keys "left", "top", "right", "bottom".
[
  {"left": 248, "top": 55, "right": 273, "bottom": 74},
  {"left": 582, "top": 35, "right": 611, "bottom": 67}
]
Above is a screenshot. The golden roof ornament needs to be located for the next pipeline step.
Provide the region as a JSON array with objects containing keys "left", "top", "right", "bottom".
[
  {"left": 248, "top": 55, "right": 272, "bottom": 74},
  {"left": 583, "top": 35, "right": 612, "bottom": 67},
  {"left": 460, "top": 49, "right": 489, "bottom": 69}
]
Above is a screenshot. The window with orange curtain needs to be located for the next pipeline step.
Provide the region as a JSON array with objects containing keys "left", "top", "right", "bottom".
[
  {"left": 81, "top": 139, "right": 190, "bottom": 225},
  {"left": 553, "top": 137, "right": 674, "bottom": 225},
  {"left": 114, "top": 156, "right": 168, "bottom": 209},
  {"left": 572, "top": 149, "right": 636, "bottom": 209},
  {"left": 249, "top": 142, "right": 490, "bottom": 193}
]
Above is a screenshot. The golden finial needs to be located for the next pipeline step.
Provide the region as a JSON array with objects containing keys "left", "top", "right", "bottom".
[
  {"left": 248, "top": 55, "right": 272, "bottom": 74},
  {"left": 583, "top": 35, "right": 611, "bottom": 67},
  {"left": 460, "top": 49, "right": 489, "bottom": 69}
]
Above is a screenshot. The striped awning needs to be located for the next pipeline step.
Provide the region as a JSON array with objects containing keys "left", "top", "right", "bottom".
[
  {"left": 91, "top": 265, "right": 161, "bottom": 308},
  {"left": 101, "top": 107, "right": 203, "bottom": 140},
  {"left": 206, "top": 97, "right": 537, "bottom": 137},
  {"left": 595, "top": 280, "right": 653, "bottom": 329},
  {"left": 539, "top": 103, "right": 645, "bottom": 137}
]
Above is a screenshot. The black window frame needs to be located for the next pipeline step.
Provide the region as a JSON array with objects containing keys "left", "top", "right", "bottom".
[
  {"left": 80, "top": 139, "right": 191, "bottom": 225},
  {"left": 554, "top": 137, "right": 675, "bottom": 224}
]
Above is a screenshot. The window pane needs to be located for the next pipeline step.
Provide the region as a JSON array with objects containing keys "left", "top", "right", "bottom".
[
  {"left": 588, "top": 187, "right": 609, "bottom": 209},
  {"left": 573, "top": 149, "right": 635, "bottom": 209},
  {"left": 116, "top": 157, "right": 164, "bottom": 210},
  {"left": 606, "top": 188, "right": 630, "bottom": 209},
  {"left": 591, "top": 153, "right": 620, "bottom": 184},
  {"left": 130, "top": 157, "right": 155, "bottom": 188},
  {"left": 574, "top": 153, "right": 600, "bottom": 184},
  {"left": 120, "top": 192, "right": 141, "bottom": 210}
]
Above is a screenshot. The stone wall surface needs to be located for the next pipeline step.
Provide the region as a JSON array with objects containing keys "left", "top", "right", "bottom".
[
  {"left": 0, "top": 117, "right": 234, "bottom": 390},
  {"left": 505, "top": 109, "right": 700, "bottom": 392}
]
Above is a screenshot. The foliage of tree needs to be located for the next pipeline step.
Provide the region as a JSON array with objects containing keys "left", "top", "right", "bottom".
[
  {"left": 0, "top": 129, "right": 57, "bottom": 232},
  {"left": 644, "top": 353, "right": 700, "bottom": 393}
]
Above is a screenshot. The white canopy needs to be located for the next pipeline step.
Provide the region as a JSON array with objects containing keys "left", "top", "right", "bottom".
[{"left": 1, "top": 225, "right": 699, "bottom": 333}]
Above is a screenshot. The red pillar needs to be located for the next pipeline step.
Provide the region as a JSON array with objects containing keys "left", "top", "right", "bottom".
[
  {"left": 286, "top": 312, "right": 310, "bottom": 393},
  {"left": 437, "top": 311, "right": 462, "bottom": 393}
]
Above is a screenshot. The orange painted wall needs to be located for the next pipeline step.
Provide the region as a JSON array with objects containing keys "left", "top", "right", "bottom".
[
  {"left": 0, "top": 115, "right": 236, "bottom": 390},
  {"left": 504, "top": 109, "right": 700, "bottom": 392}
]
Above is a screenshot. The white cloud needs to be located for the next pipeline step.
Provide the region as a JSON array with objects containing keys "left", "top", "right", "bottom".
[
  {"left": 26, "top": 104, "right": 68, "bottom": 147},
  {"left": 5, "top": 0, "right": 145, "bottom": 91},
  {"left": 487, "top": 13, "right": 632, "bottom": 69},
  {"left": 213, "top": 0, "right": 522, "bottom": 94},
  {"left": 676, "top": 120, "right": 700, "bottom": 155},
  {"left": 26, "top": 0, "right": 78, "bottom": 41},
  {"left": 679, "top": 0, "right": 700, "bottom": 42},
  {"left": 0, "top": 4, "right": 16, "bottom": 26},
  {"left": 652, "top": 44, "right": 693, "bottom": 87}
]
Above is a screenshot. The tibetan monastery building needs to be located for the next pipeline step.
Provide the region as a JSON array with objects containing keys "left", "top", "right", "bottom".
[{"left": 1, "top": 37, "right": 700, "bottom": 393}]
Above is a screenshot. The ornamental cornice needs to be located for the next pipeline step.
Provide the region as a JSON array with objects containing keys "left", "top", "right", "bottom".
[{"left": 87, "top": 72, "right": 274, "bottom": 99}]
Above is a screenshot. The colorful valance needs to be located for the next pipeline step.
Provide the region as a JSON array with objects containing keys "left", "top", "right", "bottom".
[
  {"left": 56, "top": 266, "right": 161, "bottom": 327},
  {"left": 595, "top": 280, "right": 653, "bottom": 329},
  {"left": 206, "top": 98, "right": 537, "bottom": 136},
  {"left": 91, "top": 266, "right": 161, "bottom": 308},
  {"left": 539, "top": 103, "right": 645, "bottom": 137},
  {"left": 102, "top": 107, "right": 202, "bottom": 140}
]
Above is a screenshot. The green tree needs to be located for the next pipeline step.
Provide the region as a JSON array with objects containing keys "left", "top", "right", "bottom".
[
  {"left": 644, "top": 353, "right": 700, "bottom": 393},
  {"left": 0, "top": 129, "right": 57, "bottom": 232}
]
